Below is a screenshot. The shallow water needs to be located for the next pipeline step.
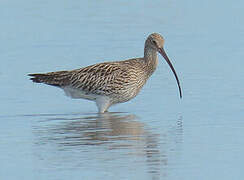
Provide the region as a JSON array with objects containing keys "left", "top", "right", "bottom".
[{"left": 1, "top": 0, "right": 244, "bottom": 180}]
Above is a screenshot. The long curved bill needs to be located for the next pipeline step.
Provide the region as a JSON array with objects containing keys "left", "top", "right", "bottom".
[{"left": 159, "top": 48, "right": 182, "bottom": 98}]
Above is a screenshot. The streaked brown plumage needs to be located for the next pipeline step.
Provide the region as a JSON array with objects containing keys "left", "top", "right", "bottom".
[{"left": 29, "top": 33, "right": 182, "bottom": 113}]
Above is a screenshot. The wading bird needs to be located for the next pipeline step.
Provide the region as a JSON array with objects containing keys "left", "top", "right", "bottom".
[{"left": 29, "top": 33, "right": 182, "bottom": 113}]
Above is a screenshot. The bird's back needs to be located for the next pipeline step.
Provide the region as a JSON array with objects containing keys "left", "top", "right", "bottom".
[{"left": 29, "top": 58, "right": 149, "bottom": 104}]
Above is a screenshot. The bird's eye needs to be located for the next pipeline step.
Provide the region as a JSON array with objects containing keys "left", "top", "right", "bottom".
[{"left": 152, "top": 40, "right": 157, "bottom": 46}]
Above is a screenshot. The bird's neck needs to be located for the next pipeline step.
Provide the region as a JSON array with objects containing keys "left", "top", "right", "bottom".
[{"left": 144, "top": 46, "right": 158, "bottom": 76}]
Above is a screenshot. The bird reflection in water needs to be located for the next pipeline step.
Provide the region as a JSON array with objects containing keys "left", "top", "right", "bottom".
[
  {"left": 38, "top": 113, "right": 145, "bottom": 147},
  {"left": 33, "top": 112, "right": 183, "bottom": 180}
]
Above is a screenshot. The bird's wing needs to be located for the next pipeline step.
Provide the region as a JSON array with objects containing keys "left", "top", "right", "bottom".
[
  {"left": 69, "top": 62, "right": 132, "bottom": 95},
  {"left": 29, "top": 59, "right": 144, "bottom": 95}
]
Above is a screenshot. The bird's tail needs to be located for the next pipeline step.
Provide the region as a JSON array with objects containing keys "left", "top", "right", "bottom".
[{"left": 28, "top": 71, "right": 71, "bottom": 87}]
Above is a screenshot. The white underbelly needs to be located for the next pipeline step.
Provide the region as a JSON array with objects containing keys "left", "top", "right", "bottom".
[
  {"left": 62, "top": 86, "right": 98, "bottom": 100},
  {"left": 62, "top": 84, "right": 143, "bottom": 105}
]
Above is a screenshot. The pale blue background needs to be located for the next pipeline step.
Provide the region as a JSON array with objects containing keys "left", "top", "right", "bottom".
[{"left": 0, "top": 0, "right": 243, "bottom": 180}]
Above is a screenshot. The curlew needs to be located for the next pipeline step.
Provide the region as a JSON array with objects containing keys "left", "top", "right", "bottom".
[{"left": 29, "top": 33, "right": 182, "bottom": 113}]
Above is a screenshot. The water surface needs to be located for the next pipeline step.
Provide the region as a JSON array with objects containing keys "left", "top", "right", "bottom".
[{"left": 0, "top": 0, "right": 244, "bottom": 179}]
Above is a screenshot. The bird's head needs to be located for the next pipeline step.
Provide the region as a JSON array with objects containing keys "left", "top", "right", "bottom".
[{"left": 146, "top": 33, "right": 182, "bottom": 99}]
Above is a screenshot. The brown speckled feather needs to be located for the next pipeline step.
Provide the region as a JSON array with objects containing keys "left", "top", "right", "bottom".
[
  {"left": 29, "top": 58, "right": 149, "bottom": 103},
  {"left": 29, "top": 71, "right": 72, "bottom": 87},
  {"left": 73, "top": 60, "right": 146, "bottom": 88}
]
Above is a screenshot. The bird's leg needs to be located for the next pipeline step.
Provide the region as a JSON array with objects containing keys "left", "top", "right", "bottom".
[{"left": 95, "top": 96, "right": 111, "bottom": 113}]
